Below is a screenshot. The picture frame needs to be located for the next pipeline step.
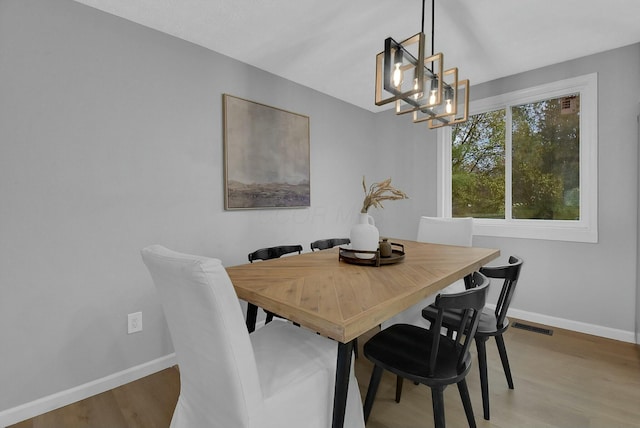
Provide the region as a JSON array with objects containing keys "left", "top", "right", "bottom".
[{"left": 223, "top": 94, "right": 310, "bottom": 210}]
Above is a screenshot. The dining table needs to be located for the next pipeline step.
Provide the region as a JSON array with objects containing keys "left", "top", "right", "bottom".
[{"left": 226, "top": 239, "right": 499, "bottom": 428}]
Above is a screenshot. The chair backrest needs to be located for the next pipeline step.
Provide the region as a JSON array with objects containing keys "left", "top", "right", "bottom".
[
  {"left": 310, "top": 238, "right": 350, "bottom": 251},
  {"left": 248, "top": 244, "right": 303, "bottom": 262},
  {"left": 480, "top": 255, "right": 524, "bottom": 328},
  {"left": 141, "top": 245, "right": 263, "bottom": 427},
  {"left": 430, "top": 271, "right": 489, "bottom": 373},
  {"left": 416, "top": 216, "right": 473, "bottom": 247}
]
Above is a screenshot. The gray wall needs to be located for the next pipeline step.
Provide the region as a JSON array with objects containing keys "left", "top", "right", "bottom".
[{"left": 1, "top": 0, "right": 639, "bottom": 421}]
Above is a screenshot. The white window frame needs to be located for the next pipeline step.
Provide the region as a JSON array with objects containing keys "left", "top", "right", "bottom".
[{"left": 437, "top": 73, "right": 598, "bottom": 243}]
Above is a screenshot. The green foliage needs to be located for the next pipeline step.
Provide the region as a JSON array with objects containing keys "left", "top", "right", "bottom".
[
  {"left": 452, "top": 110, "right": 506, "bottom": 218},
  {"left": 451, "top": 95, "right": 580, "bottom": 220}
]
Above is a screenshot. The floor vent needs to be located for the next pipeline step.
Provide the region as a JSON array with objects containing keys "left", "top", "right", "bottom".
[{"left": 512, "top": 322, "right": 553, "bottom": 336}]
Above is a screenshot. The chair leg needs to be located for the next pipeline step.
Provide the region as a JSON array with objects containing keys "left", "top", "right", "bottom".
[
  {"left": 395, "top": 375, "right": 404, "bottom": 403},
  {"left": 495, "top": 334, "right": 514, "bottom": 389},
  {"left": 431, "top": 386, "right": 446, "bottom": 428},
  {"left": 363, "top": 365, "right": 384, "bottom": 423},
  {"left": 457, "top": 378, "right": 477, "bottom": 428},
  {"left": 265, "top": 311, "right": 274, "bottom": 324},
  {"left": 353, "top": 337, "right": 359, "bottom": 358},
  {"left": 475, "top": 336, "right": 490, "bottom": 420}
]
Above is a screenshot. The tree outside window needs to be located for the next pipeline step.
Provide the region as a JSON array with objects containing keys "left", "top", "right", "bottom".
[{"left": 451, "top": 95, "right": 580, "bottom": 221}]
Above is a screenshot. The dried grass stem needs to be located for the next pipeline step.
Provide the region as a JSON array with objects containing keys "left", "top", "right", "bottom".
[{"left": 361, "top": 176, "right": 409, "bottom": 213}]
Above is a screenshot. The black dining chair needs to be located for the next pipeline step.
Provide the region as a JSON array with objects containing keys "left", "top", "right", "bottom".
[
  {"left": 421, "top": 255, "right": 523, "bottom": 420},
  {"left": 248, "top": 244, "right": 303, "bottom": 262},
  {"left": 310, "top": 238, "right": 350, "bottom": 251},
  {"left": 363, "top": 272, "right": 490, "bottom": 428},
  {"left": 247, "top": 244, "right": 303, "bottom": 325}
]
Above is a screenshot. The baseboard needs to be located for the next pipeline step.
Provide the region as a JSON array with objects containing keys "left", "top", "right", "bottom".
[
  {"left": 0, "top": 353, "right": 177, "bottom": 427},
  {"left": 492, "top": 305, "right": 636, "bottom": 343}
]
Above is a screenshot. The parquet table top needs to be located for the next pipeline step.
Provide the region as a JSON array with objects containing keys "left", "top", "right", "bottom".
[{"left": 227, "top": 239, "right": 499, "bottom": 343}]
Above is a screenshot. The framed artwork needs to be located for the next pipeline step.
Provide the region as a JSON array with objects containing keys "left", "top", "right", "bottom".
[{"left": 223, "top": 94, "right": 310, "bottom": 210}]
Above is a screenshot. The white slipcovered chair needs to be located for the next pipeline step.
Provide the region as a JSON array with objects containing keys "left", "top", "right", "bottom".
[
  {"left": 382, "top": 216, "right": 473, "bottom": 329},
  {"left": 416, "top": 216, "right": 473, "bottom": 248},
  {"left": 141, "top": 245, "right": 365, "bottom": 428}
]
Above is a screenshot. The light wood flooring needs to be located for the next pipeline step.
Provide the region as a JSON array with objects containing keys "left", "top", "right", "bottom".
[{"left": 10, "top": 319, "right": 640, "bottom": 428}]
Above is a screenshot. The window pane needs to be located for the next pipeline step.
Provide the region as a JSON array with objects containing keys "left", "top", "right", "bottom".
[
  {"left": 512, "top": 95, "right": 580, "bottom": 220},
  {"left": 451, "top": 110, "right": 506, "bottom": 218}
]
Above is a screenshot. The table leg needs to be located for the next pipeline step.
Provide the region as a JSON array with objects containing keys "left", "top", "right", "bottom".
[
  {"left": 246, "top": 302, "right": 258, "bottom": 333},
  {"left": 332, "top": 340, "right": 354, "bottom": 428}
]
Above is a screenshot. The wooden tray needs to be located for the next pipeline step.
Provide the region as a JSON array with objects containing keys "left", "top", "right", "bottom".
[{"left": 338, "top": 242, "right": 405, "bottom": 267}]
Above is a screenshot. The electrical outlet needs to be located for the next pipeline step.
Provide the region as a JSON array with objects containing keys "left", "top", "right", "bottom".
[{"left": 128, "top": 312, "right": 142, "bottom": 334}]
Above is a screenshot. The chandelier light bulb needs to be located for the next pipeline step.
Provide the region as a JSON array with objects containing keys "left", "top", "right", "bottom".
[
  {"left": 429, "top": 77, "right": 440, "bottom": 105},
  {"left": 445, "top": 99, "right": 453, "bottom": 114},
  {"left": 444, "top": 86, "right": 454, "bottom": 113},
  {"left": 392, "top": 63, "right": 403, "bottom": 88},
  {"left": 413, "top": 78, "right": 423, "bottom": 100},
  {"left": 429, "top": 89, "right": 437, "bottom": 105}
]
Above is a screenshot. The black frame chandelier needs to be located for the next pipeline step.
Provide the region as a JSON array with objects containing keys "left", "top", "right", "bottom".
[{"left": 375, "top": 0, "right": 469, "bottom": 129}]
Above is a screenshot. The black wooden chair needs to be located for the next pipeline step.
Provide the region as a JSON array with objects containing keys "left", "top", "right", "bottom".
[
  {"left": 310, "top": 238, "right": 350, "bottom": 251},
  {"left": 363, "top": 272, "right": 490, "bottom": 428},
  {"left": 247, "top": 245, "right": 303, "bottom": 324},
  {"left": 248, "top": 245, "right": 303, "bottom": 262},
  {"left": 421, "top": 255, "right": 523, "bottom": 420}
]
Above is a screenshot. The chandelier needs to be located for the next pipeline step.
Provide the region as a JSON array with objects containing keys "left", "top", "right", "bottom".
[{"left": 374, "top": 0, "right": 469, "bottom": 129}]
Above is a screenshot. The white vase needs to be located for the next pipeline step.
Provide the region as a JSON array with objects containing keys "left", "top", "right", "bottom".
[{"left": 350, "top": 212, "right": 380, "bottom": 259}]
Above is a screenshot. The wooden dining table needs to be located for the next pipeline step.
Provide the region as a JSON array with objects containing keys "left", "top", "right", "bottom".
[{"left": 226, "top": 239, "right": 499, "bottom": 428}]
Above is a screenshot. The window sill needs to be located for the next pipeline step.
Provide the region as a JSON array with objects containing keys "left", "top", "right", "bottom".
[{"left": 472, "top": 219, "right": 598, "bottom": 243}]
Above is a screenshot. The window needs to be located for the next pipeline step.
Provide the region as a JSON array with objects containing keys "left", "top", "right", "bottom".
[{"left": 437, "top": 74, "right": 598, "bottom": 242}]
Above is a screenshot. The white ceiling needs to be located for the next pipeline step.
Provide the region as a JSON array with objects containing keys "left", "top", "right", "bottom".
[{"left": 74, "top": 0, "right": 640, "bottom": 112}]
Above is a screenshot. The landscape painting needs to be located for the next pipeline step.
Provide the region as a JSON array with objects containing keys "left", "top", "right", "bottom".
[{"left": 223, "top": 94, "right": 310, "bottom": 210}]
